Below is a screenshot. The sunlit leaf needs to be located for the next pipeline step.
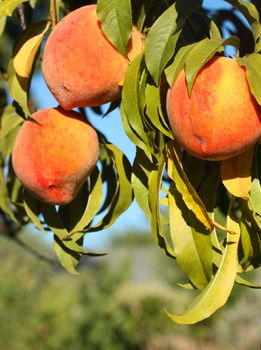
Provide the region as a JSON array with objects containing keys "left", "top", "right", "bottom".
[
  {"left": 167, "top": 141, "right": 213, "bottom": 231},
  {"left": 70, "top": 167, "right": 103, "bottom": 234},
  {"left": 0, "top": 15, "right": 6, "bottom": 36},
  {"left": 220, "top": 148, "right": 254, "bottom": 199},
  {"left": 0, "top": 104, "right": 23, "bottom": 161},
  {"left": 185, "top": 36, "right": 240, "bottom": 95},
  {"left": 97, "top": 0, "right": 132, "bottom": 57},
  {"left": 90, "top": 142, "right": 133, "bottom": 232},
  {"left": 23, "top": 190, "right": 46, "bottom": 233},
  {"left": 0, "top": 0, "right": 28, "bottom": 18},
  {"left": 13, "top": 21, "right": 50, "bottom": 78},
  {"left": 144, "top": 0, "right": 203, "bottom": 84},
  {"left": 237, "top": 53, "right": 261, "bottom": 105},
  {"left": 166, "top": 210, "right": 240, "bottom": 324},
  {"left": 168, "top": 184, "right": 212, "bottom": 290},
  {"left": 165, "top": 43, "right": 196, "bottom": 87},
  {"left": 53, "top": 235, "right": 80, "bottom": 275},
  {"left": 121, "top": 53, "right": 153, "bottom": 153}
]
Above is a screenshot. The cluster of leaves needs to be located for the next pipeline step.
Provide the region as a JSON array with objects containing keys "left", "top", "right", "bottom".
[{"left": 0, "top": 0, "right": 260, "bottom": 324}]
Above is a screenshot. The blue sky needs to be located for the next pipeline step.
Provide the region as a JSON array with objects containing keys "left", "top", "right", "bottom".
[{"left": 30, "top": 0, "right": 241, "bottom": 249}]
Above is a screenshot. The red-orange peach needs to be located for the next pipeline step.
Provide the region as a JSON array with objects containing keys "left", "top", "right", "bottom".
[
  {"left": 42, "top": 4, "right": 143, "bottom": 109},
  {"left": 166, "top": 56, "right": 261, "bottom": 160},
  {"left": 12, "top": 107, "right": 100, "bottom": 205}
]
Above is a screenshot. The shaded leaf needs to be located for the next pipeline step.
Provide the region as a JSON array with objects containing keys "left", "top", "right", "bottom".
[
  {"left": 225, "top": 0, "right": 261, "bottom": 52},
  {"left": 148, "top": 150, "right": 175, "bottom": 258},
  {"left": 13, "top": 21, "right": 50, "bottom": 78}
]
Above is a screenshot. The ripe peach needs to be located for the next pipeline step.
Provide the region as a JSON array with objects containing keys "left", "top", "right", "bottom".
[
  {"left": 12, "top": 107, "right": 100, "bottom": 205},
  {"left": 166, "top": 56, "right": 261, "bottom": 160},
  {"left": 42, "top": 4, "right": 143, "bottom": 109}
]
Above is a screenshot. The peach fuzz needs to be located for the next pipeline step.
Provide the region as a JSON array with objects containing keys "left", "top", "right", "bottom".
[
  {"left": 42, "top": 4, "right": 143, "bottom": 109},
  {"left": 166, "top": 56, "right": 261, "bottom": 161},
  {"left": 12, "top": 107, "right": 100, "bottom": 205}
]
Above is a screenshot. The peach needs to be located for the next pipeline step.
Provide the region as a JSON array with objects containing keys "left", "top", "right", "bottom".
[
  {"left": 42, "top": 4, "right": 143, "bottom": 109},
  {"left": 166, "top": 56, "right": 261, "bottom": 160},
  {"left": 12, "top": 107, "right": 100, "bottom": 205}
]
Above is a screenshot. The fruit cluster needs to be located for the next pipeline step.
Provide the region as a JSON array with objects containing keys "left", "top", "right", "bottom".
[
  {"left": 12, "top": 4, "right": 143, "bottom": 205},
  {"left": 12, "top": 4, "right": 261, "bottom": 206}
]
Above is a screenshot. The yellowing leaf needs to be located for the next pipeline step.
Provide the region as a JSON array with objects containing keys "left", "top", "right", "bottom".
[
  {"left": 0, "top": 0, "right": 27, "bottom": 18},
  {"left": 13, "top": 23, "right": 49, "bottom": 78},
  {"left": 221, "top": 148, "right": 254, "bottom": 199}
]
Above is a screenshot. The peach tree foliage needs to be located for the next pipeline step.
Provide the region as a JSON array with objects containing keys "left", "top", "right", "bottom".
[{"left": 0, "top": 0, "right": 261, "bottom": 324}]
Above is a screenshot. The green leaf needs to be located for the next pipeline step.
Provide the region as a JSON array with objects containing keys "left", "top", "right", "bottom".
[
  {"left": 236, "top": 274, "right": 261, "bottom": 289},
  {"left": 69, "top": 167, "right": 103, "bottom": 234},
  {"left": 145, "top": 81, "right": 172, "bottom": 138},
  {"left": 167, "top": 141, "right": 213, "bottom": 232},
  {"left": 238, "top": 213, "right": 261, "bottom": 271},
  {"left": 185, "top": 36, "right": 240, "bottom": 95},
  {"left": 121, "top": 53, "right": 153, "bottom": 153},
  {"left": 168, "top": 184, "right": 212, "bottom": 290},
  {"left": 0, "top": 15, "right": 6, "bottom": 36},
  {"left": 132, "top": 147, "right": 156, "bottom": 219},
  {"left": 166, "top": 215, "right": 240, "bottom": 324},
  {"left": 53, "top": 235, "right": 81, "bottom": 275},
  {"left": 144, "top": 0, "right": 203, "bottom": 84},
  {"left": 0, "top": 0, "right": 28, "bottom": 19},
  {"left": 225, "top": 0, "right": 261, "bottom": 52},
  {"left": 148, "top": 150, "right": 175, "bottom": 258},
  {"left": 237, "top": 53, "right": 261, "bottom": 105},
  {"left": 0, "top": 104, "right": 23, "bottom": 161},
  {"left": 0, "top": 166, "right": 18, "bottom": 223},
  {"left": 90, "top": 143, "right": 133, "bottom": 232},
  {"left": 165, "top": 43, "right": 196, "bottom": 87},
  {"left": 23, "top": 190, "right": 46, "bottom": 233},
  {"left": 97, "top": 0, "right": 132, "bottom": 57},
  {"left": 7, "top": 58, "right": 30, "bottom": 116},
  {"left": 40, "top": 202, "right": 69, "bottom": 241}
]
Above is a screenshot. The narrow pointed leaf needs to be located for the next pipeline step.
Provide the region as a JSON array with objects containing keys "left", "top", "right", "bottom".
[
  {"left": 167, "top": 141, "right": 213, "bottom": 231},
  {"left": 185, "top": 36, "right": 240, "bottom": 95},
  {"left": 168, "top": 185, "right": 212, "bottom": 290},
  {"left": 97, "top": 0, "right": 132, "bottom": 57},
  {"left": 145, "top": 0, "right": 202, "bottom": 84},
  {"left": 166, "top": 214, "right": 240, "bottom": 324}
]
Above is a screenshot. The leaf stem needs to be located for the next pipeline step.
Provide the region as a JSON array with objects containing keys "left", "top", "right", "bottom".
[{"left": 50, "top": 0, "right": 58, "bottom": 29}]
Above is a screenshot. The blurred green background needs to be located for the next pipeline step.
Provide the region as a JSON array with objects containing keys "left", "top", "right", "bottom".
[{"left": 0, "top": 226, "right": 260, "bottom": 350}]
